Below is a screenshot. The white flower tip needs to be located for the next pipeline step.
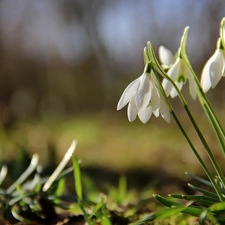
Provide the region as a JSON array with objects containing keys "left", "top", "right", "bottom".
[
  {"left": 164, "top": 114, "right": 171, "bottom": 123},
  {"left": 128, "top": 116, "right": 137, "bottom": 122},
  {"left": 117, "top": 95, "right": 127, "bottom": 111},
  {"left": 138, "top": 107, "right": 152, "bottom": 124},
  {"left": 158, "top": 45, "right": 175, "bottom": 65},
  {"left": 117, "top": 102, "right": 122, "bottom": 111}
]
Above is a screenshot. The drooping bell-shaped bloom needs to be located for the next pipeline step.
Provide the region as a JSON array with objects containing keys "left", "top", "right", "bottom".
[
  {"left": 158, "top": 45, "right": 175, "bottom": 69},
  {"left": 162, "top": 57, "right": 197, "bottom": 99},
  {"left": 117, "top": 72, "right": 170, "bottom": 123},
  {"left": 200, "top": 49, "right": 225, "bottom": 93}
]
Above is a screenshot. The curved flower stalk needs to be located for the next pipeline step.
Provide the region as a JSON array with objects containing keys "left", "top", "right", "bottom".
[
  {"left": 200, "top": 39, "right": 225, "bottom": 93},
  {"left": 117, "top": 68, "right": 171, "bottom": 124},
  {"left": 220, "top": 17, "right": 225, "bottom": 49},
  {"left": 158, "top": 45, "right": 175, "bottom": 70},
  {"left": 147, "top": 41, "right": 225, "bottom": 196},
  {"left": 162, "top": 54, "right": 197, "bottom": 99}
]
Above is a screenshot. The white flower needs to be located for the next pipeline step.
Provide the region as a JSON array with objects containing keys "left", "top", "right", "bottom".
[
  {"left": 158, "top": 45, "right": 175, "bottom": 69},
  {"left": 117, "top": 72, "right": 170, "bottom": 123},
  {"left": 162, "top": 57, "right": 197, "bottom": 99},
  {"left": 200, "top": 49, "right": 225, "bottom": 93}
]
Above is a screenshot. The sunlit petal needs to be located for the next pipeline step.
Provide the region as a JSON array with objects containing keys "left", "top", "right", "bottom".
[
  {"left": 117, "top": 76, "right": 141, "bottom": 110},
  {"left": 201, "top": 49, "right": 222, "bottom": 93},
  {"left": 127, "top": 96, "right": 138, "bottom": 122},
  {"left": 158, "top": 45, "right": 175, "bottom": 66},
  {"left": 153, "top": 108, "right": 160, "bottom": 117},
  {"left": 209, "top": 50, "right": 224, "bottom": 88},
  {"left": 162, "top": 58, "right": 180, "bottom": 96},
  {"left": 150, "top": 83, "right": 160, "bottom": 111},
  {"left": 185, "top": 66, "right": 197, "bottom": 99},
  {"left": 136, "top": 73, "right": 151, "bottom": 110},
  {"left": 201, "top": 59, "right": 212, "bottom": 93},
  {"left": 138, "top": 106, "right": 152, "bottom": 124}
]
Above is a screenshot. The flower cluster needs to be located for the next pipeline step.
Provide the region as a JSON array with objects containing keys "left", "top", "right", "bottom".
[
  {"left": 117, "top": 18, "right": 225, "bottom": 124},
  {"left": 159, "top": 46, "right": 197, "bottom": 99},
  {"left": 117, "top": 71, "right": 170, "bottom": 124}
]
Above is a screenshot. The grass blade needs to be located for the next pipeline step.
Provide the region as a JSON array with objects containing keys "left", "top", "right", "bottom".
[
  {"left": 0, "top": 165, "right": 7, "bottom": 185},
  {"left": 133, "top": 206, "right": 186, "bottom": 224},
  {"left": 88, "top": 196, "right": 106, "bottom": 220},
  {"left": 73, "top": 156, "right": 82, "bottom": 201},
  {"left": 7, "top": 154, "right": 39, "bottom": 194},
  {"left": 154, "top": 194, "right": 203, "bottom": 217},
  {"left": 188, "top": 183, "right": 219, "bottom": 199},
  {"left": 43, "top": 140, "right": 77, "bottom": 192}
]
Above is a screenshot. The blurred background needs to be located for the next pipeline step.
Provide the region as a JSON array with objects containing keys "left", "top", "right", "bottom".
[{"left": 1, "top": 0, "right": 225, "bottom": 180}]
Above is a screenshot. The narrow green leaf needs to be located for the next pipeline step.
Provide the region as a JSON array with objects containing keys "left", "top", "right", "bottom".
[
  {"left": 96, "top": 203, "right": 112, "bottom": 225},
  {"left": 182, "top": 206, "right": 202, "bottom": 217},
  {"left": 154, "top": 194, "right": 180, "bottom": 207},
  {"left": 55, "top": 178, "right": 65, "bottom": 197},
  {"left": 154, "top": 194, "right": 203, "bottom": 217},
  {"left": 210, "top": 201, "right": 225, "bottom": 211},
  {"left": 200, "top": 209, "right": 217, "bottom": 224},
  {"left": 88, "top": 196, "right": 106, "bottom": 220},
  {"left": 186, "top": 172, "right": 213, "bottom": 188},
  {"left": 136, "top": 206, "right": 186, "bottom": 223},
  {"left": 73, "top": 156, "right": 82, "bottom": 201},
  {"left": 170, "top": 194, "right": 219, "bottom": 204},
  {"left": 188, "top": 183, "right": 219, "bottom": 199}
]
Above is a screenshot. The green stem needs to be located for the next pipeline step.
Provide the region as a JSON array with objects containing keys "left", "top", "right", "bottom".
[
  {"left": 184, "top": 104, "right": 225, "bottom": 189},
  {"left": 148, "top": 43, "right": 225, "bottom": 193},
  {"left": 171, "top": 110, "right": 224, "bottom": 201},
  {"left": 202, "top": 92, "right": 225, "bottom": 139},
  {"left": 184, "top": 58, "right": 225, "bottom": 139},
  {"left": 203, "top": 104, "right": 225, "bottom": 152},
  {"left": 150, "top": 52, "right": 225, "bottom": 186}
]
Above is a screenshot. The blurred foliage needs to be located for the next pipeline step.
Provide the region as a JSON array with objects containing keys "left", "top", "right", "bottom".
[
  {"left": 0, "top": 0, "right": 225, "bottom": 183},
  {"left": 0, "top": 0, "right": 225, "bottom": 126}
]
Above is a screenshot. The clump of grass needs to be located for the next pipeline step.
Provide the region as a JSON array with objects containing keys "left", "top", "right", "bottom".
[
  {"left": 0, "top": 139, "right": 201, "bottom": 225},
  {"left": 0, "top": 141, "right": 77, "bottom": 224}
]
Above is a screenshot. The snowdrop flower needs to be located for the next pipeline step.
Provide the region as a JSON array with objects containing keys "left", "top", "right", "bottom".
[
  {"left": 162, "top": 56, "right": 197, "bottom": 99},
  {"left": 117, "top": 72, "right": 170, "bottom": 123},
  {"left": 200, "top": 48, "right": 225, "bottom": 93},
  {"left": 158, "top": 45, "right": 176, "bottom": 69}
]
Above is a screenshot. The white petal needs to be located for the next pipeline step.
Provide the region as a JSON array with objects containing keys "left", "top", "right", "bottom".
[
  {"left": 201, "top": 60, "right": 212, "bottom": 93},
  {"left": 153, "top": 108, "right": 160, "bottom": 117},
  {"left": 117, "top": 76, "right": 141, "bottom": 110},
  {"left": 135, "top": 73, "right": 151, "bottom": 110},
  {"left": 158, "top": 45, "right": 175, "bottom": 65},
  {"left": 170, "top": 81, "right": 183, "bottom": 98},
  {"left": 185, "top": 66, "right": 197, "bottom": 99},
  {"left": 127, "top": 96, "right": 138, "bottom": 122},
  {"left": 160, "top": 97, "right": 171, "bottom": 123},
  {"left": 138, "top": 106, "right": 152, "bottom": 124},
  {"left": 162, "top": 58, "right": 180, "bottom": 96},
  {"left": 201, "top": 49, "right": 221, "bottom": 93},
  {"left": 209, "top": 50, "right": 224, "bottom": 88},
  {"left": 149, "top": 83, "right": 160, "bottom": 111}
]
